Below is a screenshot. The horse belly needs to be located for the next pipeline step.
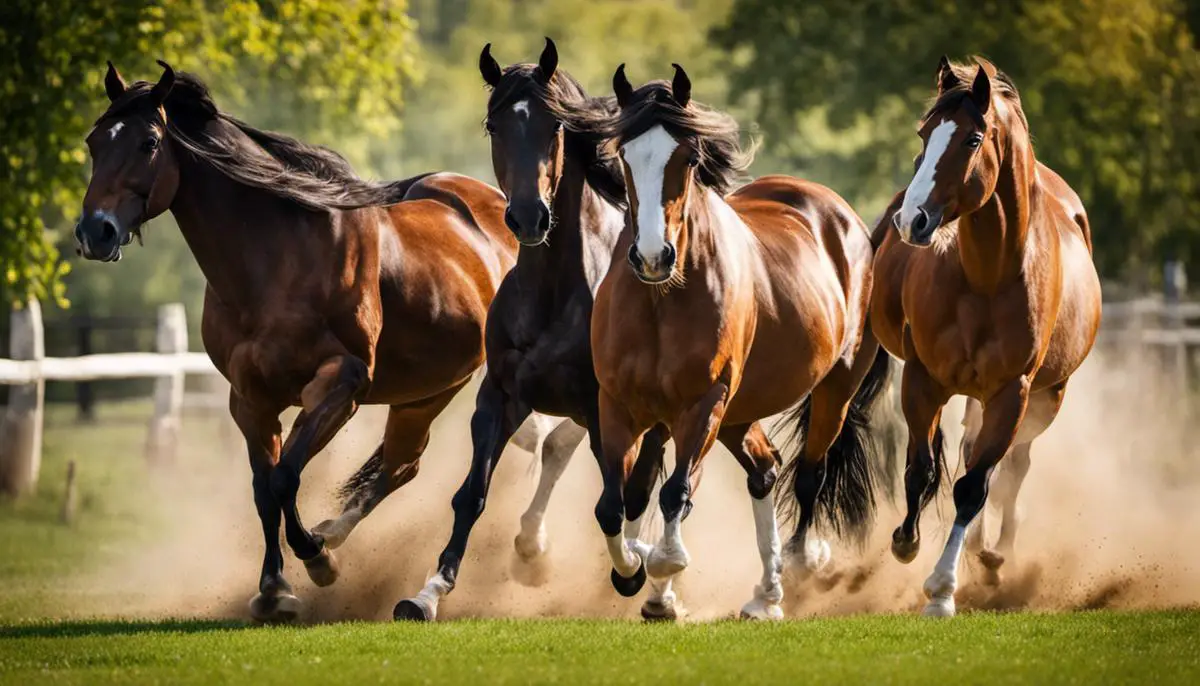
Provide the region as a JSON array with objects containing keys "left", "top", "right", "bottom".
[{"left": 1034, "top": 236, "right": 1102, "bottom": 389}]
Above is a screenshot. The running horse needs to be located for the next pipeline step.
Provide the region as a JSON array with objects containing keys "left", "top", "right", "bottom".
[
  {"left": 872, "top": 57, "right": 1101, "bottom": 616},
  {"left": 77, "top": 61, "right": 527, "bottom": 622},
  {"left": 592, "top": 64, "right": 893, "bottom": 619},
  {"left": 395, "top": 39, "right": 669, "bottom": 621}
]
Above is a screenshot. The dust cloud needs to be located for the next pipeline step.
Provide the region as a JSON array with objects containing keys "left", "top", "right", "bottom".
[{"left": 61, "top": 348, "right": 1200, "bottom": 622}]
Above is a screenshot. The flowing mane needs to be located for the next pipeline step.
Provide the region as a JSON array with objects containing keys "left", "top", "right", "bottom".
[
  {"left": 606, "top": 80, "right": 752, "bottom": 195},
  {"left": 486, "top": 64, "right": 626, "bottom": 208},
  {"left": 96, "top": 71, "right": 415, "bottom": 211},
  {"left": 922, "top": 57, "right": 1028, "bottom": 133}
]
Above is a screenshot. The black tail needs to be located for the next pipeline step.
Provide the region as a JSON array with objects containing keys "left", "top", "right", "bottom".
[
  {"left": 338, "top": 446, "right": 384, "bottom": 507},
  {"left": 776, "top": 346, "right": 894, "bottom": 544}
]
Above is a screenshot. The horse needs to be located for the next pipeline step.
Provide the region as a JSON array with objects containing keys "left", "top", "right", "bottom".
[
  {"left": 591, "top": 64, "right": 893, "bottom": 620},
  {"left": 394, "top": 39, "right": 670, "bottom": 621},
  {"left": 871, "top": 56, "right": 1101, "bottom": 617},
  {"left": 78, "top": 60, "right": 537, "bottom": 623}
]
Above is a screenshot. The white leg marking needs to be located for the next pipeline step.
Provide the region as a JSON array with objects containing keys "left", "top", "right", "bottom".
[
  {"left": 897, "top": 119, "right": 957, "bottom": 239},
  {"left": 312, "top": 508, "right": 363, "bottom": 550},
  {"left": 515, "top": 420, "right": 585, "bottom": 559},
  {"left": 408, "top": 572, "right": 452, "bottom": 621},
  {"left": 624, "top": 512, "right": 654, "bottom": 561},
  {"left": 621, "top": 125, "right": 678, "bottom": 264},
  {"left": 923, "top": 523, "right": 967, "bottom": 617},
  {"left": 606, "top": 534, "right": 643, "bottom": 578},
  {"left": 740, "top": 495, "right": 784, "bottom": 620},
  {"left": 646, "top": 514, "right": 690, "bottom": 579}
]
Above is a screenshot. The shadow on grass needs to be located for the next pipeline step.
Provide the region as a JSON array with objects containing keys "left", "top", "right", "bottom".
[{"left": 0, "top": 618, "right": 253, "bottom": 640}]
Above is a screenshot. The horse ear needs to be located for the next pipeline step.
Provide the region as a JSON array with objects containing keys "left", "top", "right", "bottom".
[
  {"left": 613, "top": 63, "right": 634, "bottom": 108},
  {"left": 970, "top": 64, "right": 991, "bottom": 115},
  {"left": 104, "top": 61, "right": 127, "bottom": 102},
  {"left": 538, "top": 37, "right": 558, "bottom": 82},
  {"left": 479, "top": 43, "right": 502, "bottom": 87},
  {"left": 936, "top": 55, "right": 958, "bottom": 93},
  {"left": 671, "top": 63, "right": 691, "bottom": 108},
  {"left": 150, "top": 59, "right": 175, "bottom": 105}
]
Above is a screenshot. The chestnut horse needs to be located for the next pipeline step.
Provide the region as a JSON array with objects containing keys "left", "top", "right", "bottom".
[
  {"left": 395, "top": 39, "right": 668, "bottom": 621},
  {"left": 872, "top": 57, "right": 1101, "bottom": 617},
  {"left": 77, "top": 61, "right": 529, "bottom": 622},
  {"left": 592, "top": 65, "right": 893, "bottom": 620}
]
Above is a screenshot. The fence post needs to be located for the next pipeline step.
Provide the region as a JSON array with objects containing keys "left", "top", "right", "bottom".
[
  {"left": 0, "top": 300, "right": 46, "bottom": 496},
  {"left": 145, "top": 303, "right": 187, "bottom": 465},
  {"left": 1164, "top": 260, "right": 1189, "bottom": 415},
  {"left": 75, "top": 311, "right": 95, "bottom": 423}
]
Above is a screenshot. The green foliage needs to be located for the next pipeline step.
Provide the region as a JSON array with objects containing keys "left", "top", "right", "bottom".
[
  {"left": 715, "top": 0, "right": 1200, "bottom": 279},
  {"left": 0, "top": 1, "right": 419, "bottom": 307}
]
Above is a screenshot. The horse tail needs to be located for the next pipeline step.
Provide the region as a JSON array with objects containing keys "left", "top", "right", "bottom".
[
  {"left": 338, "top": 446, "right": 385, "bottom": 508},
  {"left": 776, "top": 345, "right": 893, "bottom": 543}
]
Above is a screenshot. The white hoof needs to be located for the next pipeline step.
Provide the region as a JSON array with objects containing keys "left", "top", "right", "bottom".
[
  {"left": 514, "top": 523, "right": 548, "bottom": 560},
  {"left": 922, "top": 596, "right": 956, "bottom": 618},
  {"left": 740, "top": 597, "right": 784, "bottom": 621},
  {"left": 646, "top": 543, "right": 690, "bottom": 579}
]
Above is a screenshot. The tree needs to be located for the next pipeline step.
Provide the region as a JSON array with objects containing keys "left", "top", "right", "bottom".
[
  {"left": 0, "top": 0, "right": 420, "bottom": 306},
  {"left": 715, "top": 0, "right": 1200, "bottom": 280}
]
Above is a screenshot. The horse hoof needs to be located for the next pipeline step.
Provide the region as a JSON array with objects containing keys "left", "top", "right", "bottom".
[
  {"left": 513, "top": 528, "right": 548, "bottom": 560},
  {"left": 641, "top": 599, "right": 681, "bottom": 622},
  {"left": 249, "top": 591, "right": 302, "bottom": 624},
  {"left": 302, "top": 547, "right": 340, "bottom": 587},
  {"left": 922, "top": 596, "right": 956, "bottom": 618},
  {"left": 739, "top": 598, "right": 784, "bottom": 621},
  {"left": 393, "top": 598, "right": 434, "bottom": 622},
  {"left": 611, "top": 562, "right": 647, "bottom": 597},
  {"left": 891, "top": 528, "right": 919, "bottom": 564},
  {"left": 311, "top": 520, "right": 347, "bottom": 550}
]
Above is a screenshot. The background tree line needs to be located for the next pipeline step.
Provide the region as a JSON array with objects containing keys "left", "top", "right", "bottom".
[{"left": 2, "top": 0, "right": 1198, "bottom": 330}]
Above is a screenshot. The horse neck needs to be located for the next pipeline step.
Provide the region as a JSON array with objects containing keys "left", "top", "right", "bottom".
[
  {"left": 514, "top": 155, "right": 620, "bottom": 296},
  {"left": 167, "top": 133, "right": 296, "bottom": 309},
  {"left": 956, "top": 111, "right": 1037, "bottom": 294}
]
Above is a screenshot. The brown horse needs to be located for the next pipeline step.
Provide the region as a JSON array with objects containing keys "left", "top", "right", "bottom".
[
  {"left": 592, "top": 64, "right": 893, "bottom": 620},
  {"left": 77, "top": 61, "right": 522, "bottom": 622},
  {"left": 872, "top": 57, "right": 1101, "bottom": 617},
  {"left": 394, "top": 39, "right": 669, "bottom": 621}
]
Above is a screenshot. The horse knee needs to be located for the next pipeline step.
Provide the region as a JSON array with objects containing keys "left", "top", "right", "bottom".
[
  {"left": 747, "top": 465, "right": 777, "bottom": 501},
  {"left": 269, "top": 464, "right": 300, "bottom": 503},
  {"left": 952, "top": 467, "right": 992, "bottom": 525},
  {"left": 595, "top": 491, "right": 624, "bottom": 538}
]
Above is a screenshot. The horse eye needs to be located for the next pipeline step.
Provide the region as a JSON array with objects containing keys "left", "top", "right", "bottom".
[
  {"left": 141, "top": 136, "right": 160, "bottom": 153},
  {"left": 484, "top": 121, "right": 497, "bottom": 135},
  {"left": 965, "top": 133, "right": 984, "bottom": 149},
  {"left": 687, "top": 153, "right": 700, "bottom": 168}
]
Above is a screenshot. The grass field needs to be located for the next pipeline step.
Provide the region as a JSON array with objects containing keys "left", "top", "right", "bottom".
[{"left": 1, "top": 402, "right": 1198, "bottom": 684}]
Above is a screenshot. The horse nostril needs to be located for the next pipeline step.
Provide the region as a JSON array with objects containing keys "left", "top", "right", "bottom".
[
  {"left": 100, "top": 218, "right": 118, "bottom": 244},
  {"left": 504, "top": 207, "right": 520, "bottom": 233},
  {"left": 537, "top": 204, "right": 550, "bottom": 232},
  {"left": 911, "top": 209, "right": 928, "bottom": 234},
  {"left": 660, "top": 243, "right": 676, "bottom": 267},
  {"left": 627, "top": 244, "right": 643, "bottom": 271}
]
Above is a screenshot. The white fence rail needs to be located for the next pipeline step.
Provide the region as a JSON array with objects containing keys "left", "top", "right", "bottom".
[{"left": 0, "top": 300, "right": 223, "bottom": 496}]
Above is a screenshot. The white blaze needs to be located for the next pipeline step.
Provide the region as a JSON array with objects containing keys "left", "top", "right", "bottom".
[
  {"left": 108, "top": 121, "right": 125, "bottom": 140},
  {"left": 513, "top": 100, "right": 530, "bottom": 118},
  {"left": 898, "top": 119, "right": 957, "bottom": 238},
  {"left": 621, "top": 125, "right": 678, "bottom": 262}
]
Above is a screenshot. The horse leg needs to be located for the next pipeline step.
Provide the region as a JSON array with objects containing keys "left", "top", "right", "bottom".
[
  {"left": 595, "top": 390, "right": 651, "bottom": 597},
  {"left": 960, "top": 399, "right": 989, "bottom": 558},
  {"left": 270, "top": 355, "right": 369, "bottom": 588},
  {"left": 313, "top": 384, "right": 467, "bottom": 550},
  {"left": 923, "top": 376, "right": 1030, "bottom": 617},
  {"left": 514, "top": 419, "right": 588, "bottom": 560},
  {"left": 230, "top": 393, "right": 297, "bottom": 623},
  {"left": 979, "top": 383, "right": 1063, "bottom": 580},
  {"left": 717, "top": 422, "right": 783, "bottom": 620},
  {"left": 395, "top": 374, "right": 529, "bottom": 621},
  {"left": 643, "top": 383, "right": 730, "bottom": 617},
  {"left": 892, "top": 359, "right": 951, "bottom": 564}
]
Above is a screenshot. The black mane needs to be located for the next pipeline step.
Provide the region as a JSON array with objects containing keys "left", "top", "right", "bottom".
[
  {"left": 97, "top": 72, "right": 411, "bottom": 211},
  {"left": 486, "top": 64, "right": 626, "bottom": 208},
  {"left": 606, "top": 80, "right": 752, "bottom": 195}
]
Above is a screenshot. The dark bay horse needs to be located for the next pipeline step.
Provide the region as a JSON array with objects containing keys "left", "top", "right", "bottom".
[
  {"left": 872, "top": 57, "right": 1101, "bottom": 616},
  {"left": 78, "top": 61, "right": 524, "bottom": 622},
  {"left": 395, "top": 39, "right": 669, "bottom": 621},
  {"left": 592, "top": 65, "right": 892, "bottom": 620}
]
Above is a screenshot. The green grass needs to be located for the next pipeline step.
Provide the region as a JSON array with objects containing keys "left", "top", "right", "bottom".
[
  {"left": 2, "top": 402, "right": 1199, "bottom": 684},
  {"left": 0, "top": 612, "right": 1197, "bottom": 685}
]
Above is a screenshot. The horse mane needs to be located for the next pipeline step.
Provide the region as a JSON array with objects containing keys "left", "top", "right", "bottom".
[
  {"left": 97, "top": 72, "right": 411, "bottom": 211},
  {"left": 486, "top": 64, "right": 626, "bottom": 208},
  {"left": 922, "top": 57, "right": 1029, "bottom": 133},
  {"left": 606, "top": 80, "right": 753, "bottom": 196}
]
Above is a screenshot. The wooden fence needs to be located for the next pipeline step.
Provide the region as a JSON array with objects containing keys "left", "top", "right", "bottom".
[{"left": 0, "top": 300, "right": 223, "bottom": 496}]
